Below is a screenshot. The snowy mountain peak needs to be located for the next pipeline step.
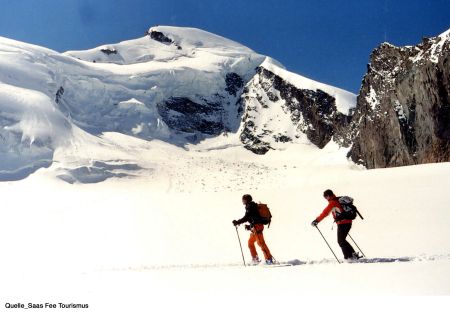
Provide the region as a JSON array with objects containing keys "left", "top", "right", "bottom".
[
  {"left": 438, "top": 28, "right": 450, "bottom": 40},
  {"left": 147, "top": 25, "right": 256, "bottom": 53},
  {"left": 64, "top": 25, "right": 258, "bottom": 66}
]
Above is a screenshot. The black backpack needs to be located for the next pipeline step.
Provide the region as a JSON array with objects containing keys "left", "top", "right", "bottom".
[{"left": 335, "top": 196, "right": 364, "bottom": 221}]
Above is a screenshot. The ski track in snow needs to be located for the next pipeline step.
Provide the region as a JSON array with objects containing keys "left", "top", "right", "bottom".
[{"left": 106, "top": 254, "right": 450, "bottom": 272}]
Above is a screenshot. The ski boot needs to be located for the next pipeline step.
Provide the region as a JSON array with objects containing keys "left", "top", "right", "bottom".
[
  {"left": 265, "top": 257, "right": 276, "bottom": 265},
  {"left": 351, "top": 252, "right": 363, "bottom": 260},
  {"left": 250, "top": 256, "right": 261, "bottom": 265}
]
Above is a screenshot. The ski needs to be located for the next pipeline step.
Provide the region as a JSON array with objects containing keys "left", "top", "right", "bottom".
[
  {"left": 246, "top": 261, "right": 296, "bottom": 267},
  {"left": 264, "top": 263, "right": 294, "bottom": 267}
]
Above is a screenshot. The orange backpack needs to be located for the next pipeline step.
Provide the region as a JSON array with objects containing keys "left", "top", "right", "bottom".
[{"left": 257, "top": 203, "right": 272, "bottom": 227}]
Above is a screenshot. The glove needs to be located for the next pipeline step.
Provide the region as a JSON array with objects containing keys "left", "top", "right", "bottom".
[
  {"left": 232, "top": 220, "right": 239, "bottom": 226},
  {"left": 244, "top": 224, "right": 251, "bottom": 231},
  {"left": 311, "top": 219, "right": 318, "bottom": 227}
]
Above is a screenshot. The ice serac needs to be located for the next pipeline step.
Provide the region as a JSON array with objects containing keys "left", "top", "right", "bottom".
[
  {"left": 0, "top": 83, "right": 72, "bottom": 180},
  {"left": 349, "top": 29, "right": 450, "bottom": 168},
  {"left": 239, "top": 58, "right": 356, "bottom": 154}
]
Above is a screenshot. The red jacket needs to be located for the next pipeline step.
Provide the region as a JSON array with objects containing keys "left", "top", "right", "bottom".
[{"left": 316, "top": 196, "right": 352, "bottom": 225}]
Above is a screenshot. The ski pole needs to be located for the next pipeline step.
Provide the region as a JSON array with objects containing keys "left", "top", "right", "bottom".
[
  {"left": 234, "top": 225, "right": 246, "bottom": 267},
  {"left": 348, "top": 233, "right": 366, "bottom": 258},
  {"left": 314, "top": 225, "right": 341, "bottom": 264}
]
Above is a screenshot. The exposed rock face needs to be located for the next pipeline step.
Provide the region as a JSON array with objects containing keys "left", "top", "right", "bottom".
[
  {"left": 237, "top": 30, "right": 449, "bottom": 167},
  {"left": 225, "top": 73, "right": 244, "bottom": 96},
  {"left": 349, "top": 31, "right": 450, "bottom": 168},
  {"left": 147, "top": 29, "right": 182, "bottom": 49},
  {"left": 55, "top": 86, "right": 64, "bottom": 104},
  {"left": 239, "top": 66, "right": 351, "bottom": 154},
  {"left": 100, "top": 48, "right": 117, "bottom": 55},
  {"left": 148, "top": 30, "right": 173, "bottom": 45},
  {"left": 157, "top": 97, "right": 225, "bottom": 140}
]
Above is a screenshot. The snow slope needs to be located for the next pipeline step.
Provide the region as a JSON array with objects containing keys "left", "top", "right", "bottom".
[{"left": 410, "top": 27, "right": 450, "bottom": 63}]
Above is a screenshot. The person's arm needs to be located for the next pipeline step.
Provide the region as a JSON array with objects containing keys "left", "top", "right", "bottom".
[
  {"left": 235, "top": 211, "right": 250, "bottom": 225},
  {"left": 316, "top": 202, "right": 333, "bottom": 223},
  {"left": 233, "top": 207, "right": 251, "bottom": 225}
]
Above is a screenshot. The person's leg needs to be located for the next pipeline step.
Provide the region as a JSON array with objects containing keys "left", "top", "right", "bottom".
[
  {"left": 248, "top": 233, "right": 258, "bottom": 259},
  {"left": 254, "top": 225, "right": 272, "bottom": 260},
  {"left": 337, "top": 223, "right": 355, "bottom": 259}
]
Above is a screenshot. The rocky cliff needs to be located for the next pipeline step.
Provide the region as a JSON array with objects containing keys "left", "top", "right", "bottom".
[
  {"left": 239, "top": 65, "right": 353, "bottom": 154},
  {"left": 236, "top": 29, "right": 450, "bottom": 169},
  {"left": 349, "top": 30, "right": 450, "bottom": 168}
]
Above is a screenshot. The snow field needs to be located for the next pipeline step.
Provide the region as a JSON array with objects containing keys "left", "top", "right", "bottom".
[
  {"left": 0, "top": 136, "right": 449, "bottom": 312},
  {"left": 1, "top": 140, "right": 449, "bottom": 267}
]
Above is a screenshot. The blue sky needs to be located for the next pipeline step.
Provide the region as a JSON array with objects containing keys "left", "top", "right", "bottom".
[{"left": 0, "top": 0, "right": 449, "bottom": 93}]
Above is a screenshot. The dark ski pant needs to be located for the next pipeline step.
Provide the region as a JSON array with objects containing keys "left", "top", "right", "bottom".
[{"left": 337, "top": 223, "right": 355, "bottom": 259}]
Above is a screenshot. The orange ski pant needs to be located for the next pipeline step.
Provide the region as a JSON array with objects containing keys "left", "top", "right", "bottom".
[{"left": 248, "top": 224, "right": 272, "bottom": 260}]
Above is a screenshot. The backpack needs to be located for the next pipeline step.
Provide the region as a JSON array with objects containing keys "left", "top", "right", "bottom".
[
  {"left": 257, "top": 203, "right": 272, "bottom": 227},
  {"left": 335, "top": 196, "right": 364, "bottom": 221}
]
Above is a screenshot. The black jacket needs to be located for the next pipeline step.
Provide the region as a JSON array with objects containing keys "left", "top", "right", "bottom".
[{"left": 236, "top": 201, "right": 263, "bottom": 226}]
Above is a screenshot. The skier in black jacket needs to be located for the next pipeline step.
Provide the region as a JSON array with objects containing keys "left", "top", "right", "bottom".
[{"left": 233, "top": 194, "right": 274, "bottom": 265}]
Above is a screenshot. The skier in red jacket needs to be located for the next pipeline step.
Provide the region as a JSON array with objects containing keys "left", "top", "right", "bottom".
[{"left": 311, "top": 189, "right": 360, "bottom": 260}]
